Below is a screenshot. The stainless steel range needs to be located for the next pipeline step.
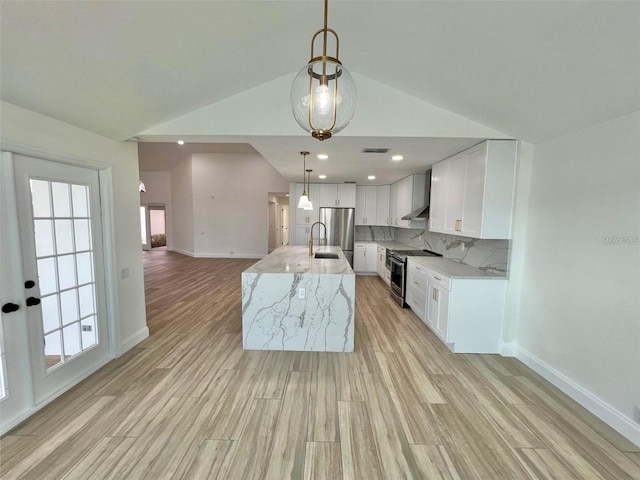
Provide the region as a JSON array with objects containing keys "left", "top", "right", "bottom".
[{"left": 387, "top": 248, "right": 442, "bottom": 306}]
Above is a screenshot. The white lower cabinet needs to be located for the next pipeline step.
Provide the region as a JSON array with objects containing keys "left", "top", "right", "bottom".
[
  {"left": 406, "top": 260, "right": 428, "bottom": 320},
  {"left": 407, "top": 259, "right": 506, "bottom": 353},
  {"left": 354, "top": 243, "right": 377, "bottom": 273}
]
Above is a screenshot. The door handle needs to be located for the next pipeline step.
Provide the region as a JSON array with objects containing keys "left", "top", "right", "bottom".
[
  {"left": 26, "top": 297, "right": 41, "bottom": 307},
  {"left": 2, "top": 303, "right": 20, "bottom": 314}
]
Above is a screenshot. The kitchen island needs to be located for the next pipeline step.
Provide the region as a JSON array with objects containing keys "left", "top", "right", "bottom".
[{"left": 241, "top": 246, "right": 355, "bottom": 352}]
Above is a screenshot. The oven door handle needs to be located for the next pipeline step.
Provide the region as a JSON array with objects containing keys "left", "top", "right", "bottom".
[{"left": 390, "top": 257, "right": 404, "bottom": 268}]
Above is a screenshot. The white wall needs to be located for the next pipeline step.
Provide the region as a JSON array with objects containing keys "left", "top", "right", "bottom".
[
  {"left": 516, "top": 111, "right": 640, "bottom": 443},
  {"left": 191, "top": 153, "right": 289, "bottom": 257},
  {"left": 139, "top": 171, "right": 173, "bottom": 250},
  {"left": 0, "top": 101, "right": 148, "bottom": 351},
  {"left": 170, "top": 158, "right": 194, "bottom": 255}
]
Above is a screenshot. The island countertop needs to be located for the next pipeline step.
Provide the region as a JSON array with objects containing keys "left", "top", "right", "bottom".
[
  {"left": 241, "top": 245, "right": 355, "bottom": 352},
  {"left": 244, "top": 245, "right": 353, "bottom": 275}
]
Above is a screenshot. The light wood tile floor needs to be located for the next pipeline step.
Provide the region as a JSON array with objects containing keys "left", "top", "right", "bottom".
[{"left": 1, "top": 249, "right": 639, "bottom": 479}]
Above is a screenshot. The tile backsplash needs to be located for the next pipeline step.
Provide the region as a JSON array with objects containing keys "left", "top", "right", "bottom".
[{"left": 356, "top": 226, "right": 510, "bottom": 275}]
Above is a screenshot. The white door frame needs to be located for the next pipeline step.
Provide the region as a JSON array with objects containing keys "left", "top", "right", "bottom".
[{"left": 0, "top": 143, "right": 121, "bottom": 434}]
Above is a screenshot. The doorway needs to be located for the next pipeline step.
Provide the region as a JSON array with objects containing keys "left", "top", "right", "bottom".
[
  {"left": 140, "top": 204, "right": 167, "bottom": 250},
  {"left": 267, "top": 193, "right": 289, "bottom": 253},
  {"left": 0, "top": 151, "right": 113, "bottom": 434}
]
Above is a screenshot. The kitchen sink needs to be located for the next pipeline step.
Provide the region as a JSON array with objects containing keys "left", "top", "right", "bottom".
[{"left": 314, "top": 252, "right": 339, "bottom": 259}]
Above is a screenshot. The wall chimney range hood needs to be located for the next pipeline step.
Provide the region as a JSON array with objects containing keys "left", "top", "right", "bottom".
[{"left": 401, "top": 169, "right": 432, "bottom": 220}]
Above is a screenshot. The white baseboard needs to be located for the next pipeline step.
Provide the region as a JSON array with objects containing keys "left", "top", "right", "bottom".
[
  {"left": 499, "top": 342, "right": 517, "bottom": 357},
  {"left": 194, "top": 253, "right": 264, "bottom": 259},
  {"left": 171, "top": 249, "right": 264, "bottom": 259},
  {"left": 120, "top": 327, "right": 149, "bottom": 354},
  {"left": 516, "top": 346, "right": 640, "bottom": 447},
  {"left": 172, "top": 248, "right": 195, "bottom": 257}
]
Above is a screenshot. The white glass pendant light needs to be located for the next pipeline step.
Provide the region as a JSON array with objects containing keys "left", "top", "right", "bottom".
[
  {"left": 291, "top": 0, "right": 356, "bottom": 141},
  {"left": 297, "top": 151, "right": 313, "bottom": 209}
]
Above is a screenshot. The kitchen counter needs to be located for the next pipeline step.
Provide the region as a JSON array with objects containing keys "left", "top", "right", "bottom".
[
  {"left": 407, "top": 256, "right": 507, "bottom": 279},
  {"left": 244, "top": 245, "right": 352, "bottom": 275},
  {"left": 241, "top": 246, "right": 355, "bottom": 352}
]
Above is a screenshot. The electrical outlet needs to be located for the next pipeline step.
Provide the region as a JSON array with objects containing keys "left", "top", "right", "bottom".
[
  {"left": 634, "top": 405, "right": 640, "bottom": 424},
  {"left": 120, "top": 268, "right": 129, "bottom": 279},
  {"left": 298, "top": 288, "right": 306, "bottom": 299}
]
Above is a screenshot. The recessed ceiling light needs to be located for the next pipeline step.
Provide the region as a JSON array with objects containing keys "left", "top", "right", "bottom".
[
  {"left": 317, "top": 154, "right": 328, "bottom": 160},
  {"left": 177, "top": 140, "right": 185, "bottom": 145},
  {"left": 368, "top": 175, "right": 376, "bottom": 180},
  {"left": 391, "top": 155, "right": 403, "bottom": 161},
  {"left": 318, "top": 174, "right": 327, "bottom": 179}
]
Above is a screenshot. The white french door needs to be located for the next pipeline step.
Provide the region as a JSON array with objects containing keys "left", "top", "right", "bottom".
[{"left": 0, "top": 152, "right": 111, "bottom": 431}]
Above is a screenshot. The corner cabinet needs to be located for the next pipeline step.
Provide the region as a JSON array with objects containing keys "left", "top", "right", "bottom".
[
  {"left": 429, "top": 140, "right": 517, "bottom": 239},
  {"left": 406, "top": 259, "right": 507, "bottom": 354}
]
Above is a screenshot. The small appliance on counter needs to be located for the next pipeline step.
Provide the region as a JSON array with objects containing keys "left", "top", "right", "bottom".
[{"left": 386, "top": 248, "right": 442, "bottom": 306}]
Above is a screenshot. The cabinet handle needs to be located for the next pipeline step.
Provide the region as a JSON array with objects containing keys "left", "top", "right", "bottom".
[
  {"left": 434, "top": 276, "right": 441, "bottom": 281},
  {"left": 434, "top": 288, "right": 439, "bottom": 301}
]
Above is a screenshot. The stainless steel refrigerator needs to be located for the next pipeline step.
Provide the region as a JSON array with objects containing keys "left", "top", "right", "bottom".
[{"left": 318, "top": 207, "right": 355, "bottom": 266}]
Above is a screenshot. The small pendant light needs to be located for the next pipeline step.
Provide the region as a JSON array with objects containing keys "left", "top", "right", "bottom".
[{"left": 297, "top": 151, "right": 313, "bottom": 209}]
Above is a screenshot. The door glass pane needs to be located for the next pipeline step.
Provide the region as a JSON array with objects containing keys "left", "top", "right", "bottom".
[
  {"left": 37, "top": 257, "right": 58, "bottom": 295},
  {"left": 41, "top": 294, "right": 61, "bottom": 333},
  {"left": 81, "top": 316, "right": 97, "bottom": 350},
  {"left": 55, "top": 219, "right": 74, "bottom": 254},
  {"left": 27, "top": 177, "right": 101, "bottom": 374},
  {"left": 57, "top": 254, "right": 76, "bottom": 290},
  {"left": 74, "top": 219, "right": 91, "bottom": 251},
  {"left": 63, "top": 323, "right": 81, "bottom": 358},
  {"left": 30, "top": 179, "right": 51, "bottom": 217},
  {"left": 78, "top": 284, "right": 95, "bottom": 318},
  {"left": 71, "top": 184, "right": 89, "bottom": 217},
  {"left": 34, "top": 219, "right": 55, "bottom": 257},
  {"left": 44, "top": 331, "right": 62, "bottom": 369},
  {"left": 76, "top": 252, "right": 94, "bottom": 285},
  {"left": 52, "top": 182, "right": 71, "bottom": 217},
  {"left": 60, "top": 289, "right": 79, "bottom": 325}
]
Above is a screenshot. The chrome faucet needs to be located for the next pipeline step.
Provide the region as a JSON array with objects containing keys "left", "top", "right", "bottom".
[{"left": 309, "top": 221, "right": 328, "bottom": 256}]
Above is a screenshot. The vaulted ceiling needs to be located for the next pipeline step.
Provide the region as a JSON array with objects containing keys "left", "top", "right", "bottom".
[{"left": 2, "top": 1, "right": 639, "bottom": 183}]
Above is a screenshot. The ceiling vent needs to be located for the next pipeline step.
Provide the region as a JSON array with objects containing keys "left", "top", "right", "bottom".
[
  {"left": 344, "top": 181, "right": 357, "bottom": 184},
  {"left": 362, "top": 148, "right": 389, "bottom": 154}
]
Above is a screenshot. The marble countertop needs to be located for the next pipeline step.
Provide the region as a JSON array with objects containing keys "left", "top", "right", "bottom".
[
  {"left": 244, "top": 246, "right": 354, "bottom": 275},
  {"left": 407, "top": 256, "right": 507, "bottom": 279}
]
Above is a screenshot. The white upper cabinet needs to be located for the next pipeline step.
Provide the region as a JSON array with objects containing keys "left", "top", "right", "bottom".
[
  {"left": 355, "top": 186, "right": 378, "bottom": 225},
  {"left": 319, "top": 183, "right": 356, "bottom": 208},
  {"left": 376, "top": 185, "right": 391, "bottom": 226},
  {"left": 429, "top": 140, "right": 517, "bottom": 239},
  {"left": 390, "top": 174, "right": 426, "bottom": 228},
  {"left": 428, "top": 162, "right": 448, "bottom": 231}
]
